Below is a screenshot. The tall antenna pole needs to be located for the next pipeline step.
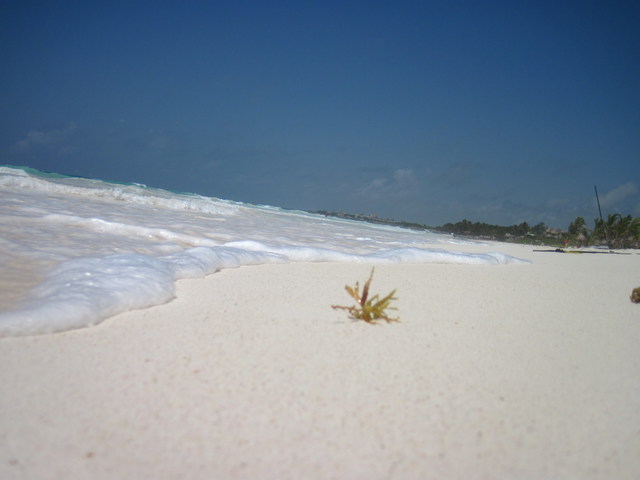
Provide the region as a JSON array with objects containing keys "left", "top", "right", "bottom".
[
  {"left": 594, "top": 185, "right": 607, "bottom": 244},
  {"left": 594, "top": 185, "right": 604, "bottom": 223}
]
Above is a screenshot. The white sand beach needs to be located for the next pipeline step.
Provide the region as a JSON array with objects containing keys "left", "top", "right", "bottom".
[{"left": 1, "top": 242, "right": 639, "bottom": 479}]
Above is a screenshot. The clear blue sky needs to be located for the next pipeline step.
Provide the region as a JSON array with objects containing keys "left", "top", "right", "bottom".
[{"left": 2, "top": 0, "right": 639, "bottom": 228}]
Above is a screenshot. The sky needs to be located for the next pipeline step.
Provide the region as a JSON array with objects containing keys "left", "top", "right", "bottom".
[{"left": 1, "top": 0, "right": 639, "bottom": 228}]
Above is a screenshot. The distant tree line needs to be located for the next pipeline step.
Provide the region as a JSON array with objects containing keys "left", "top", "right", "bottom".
[
  {"left": 435, "top": 215, "right": 640, "bottom": 248},
  {"left": 569, "top": 214, "right": 640, "bottom": 248},
  {"left": 313, "top": 209, "right": 640, "bottom": 248},
  {"left": 312, "top": 210, "right": 429, "bottom": 231},
  {"left": 433, "top": 219, "right": 552, "bottom": 242}
]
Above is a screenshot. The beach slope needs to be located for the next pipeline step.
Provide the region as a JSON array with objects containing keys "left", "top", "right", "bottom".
[{"left": 1, "top": 243, "right": 639, "bottom": 479}]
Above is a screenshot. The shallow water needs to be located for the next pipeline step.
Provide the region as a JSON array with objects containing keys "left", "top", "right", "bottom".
[{"left": 0, "top": 166, "right": 527, "bottom": 336}]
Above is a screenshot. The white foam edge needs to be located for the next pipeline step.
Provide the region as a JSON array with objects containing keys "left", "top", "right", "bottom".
[
  {"left": 224, "top": 240, "right": 531, "bottom": 265},
  {"left": 0, "top": 247, "right": 286, "bottom": 337},
  {"left": 0, "top": 242, "right": 529, "bottom": 337},
  {"left": 0, "top": 168, "right": 239, "bottom": 216}
]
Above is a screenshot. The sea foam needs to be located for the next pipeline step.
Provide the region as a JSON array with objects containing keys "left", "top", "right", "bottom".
[{"left": 0, "top": 166, "right": 528, "bottom": 336}]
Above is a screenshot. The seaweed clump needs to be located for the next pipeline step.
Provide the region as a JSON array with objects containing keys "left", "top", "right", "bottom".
[
  {"left": 332, "top": 268, "right": 399, "bottom": 324},
  {"left": 631, "top": 287, "right": 640, "bottom": 303}
]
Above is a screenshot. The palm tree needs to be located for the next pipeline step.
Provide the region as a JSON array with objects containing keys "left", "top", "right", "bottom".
[
  {"left": 568, "top": 216, "right": 587, "bottom": 236},
  {"left": 569, "top": 216, "right": 589, "bottom": 245},
  {"left": 593, "top": 214, "right": 640, "bottom": 248},
  {"left": 592, "top": 216, "right": 608, "bottom": 245},
  {"left": 611, "top": 215, "right": 640, "bottom": 248}
]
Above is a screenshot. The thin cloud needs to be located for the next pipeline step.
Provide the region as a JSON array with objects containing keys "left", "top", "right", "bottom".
[
  {"left": 148, "top": 135, "right": 169, "bottom": 150},
  {"left": 434, "top": 162, "right": 480, "bottom": 187},
  {"left": 599, "top": 182, "right": 638, "bottom": 209},
  {"left": 357, "top": 168, "right": 419, "bottom": 199},
  {"left": 14, "top": 122, "right": 77, "bottom": 152}
]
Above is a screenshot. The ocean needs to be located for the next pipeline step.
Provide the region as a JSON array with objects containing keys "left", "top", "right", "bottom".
[{"left": 0, "top": 165, "right": 526, "bottom": 336}]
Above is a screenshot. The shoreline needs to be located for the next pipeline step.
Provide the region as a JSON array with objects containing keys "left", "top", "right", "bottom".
[{"left": 1, "top": 242, "right": 639, "bottom": 479}]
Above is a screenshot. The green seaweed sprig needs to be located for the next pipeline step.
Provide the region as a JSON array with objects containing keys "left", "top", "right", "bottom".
[{"left": 332, "top": 268, "right": 399, "bottom": 324}]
